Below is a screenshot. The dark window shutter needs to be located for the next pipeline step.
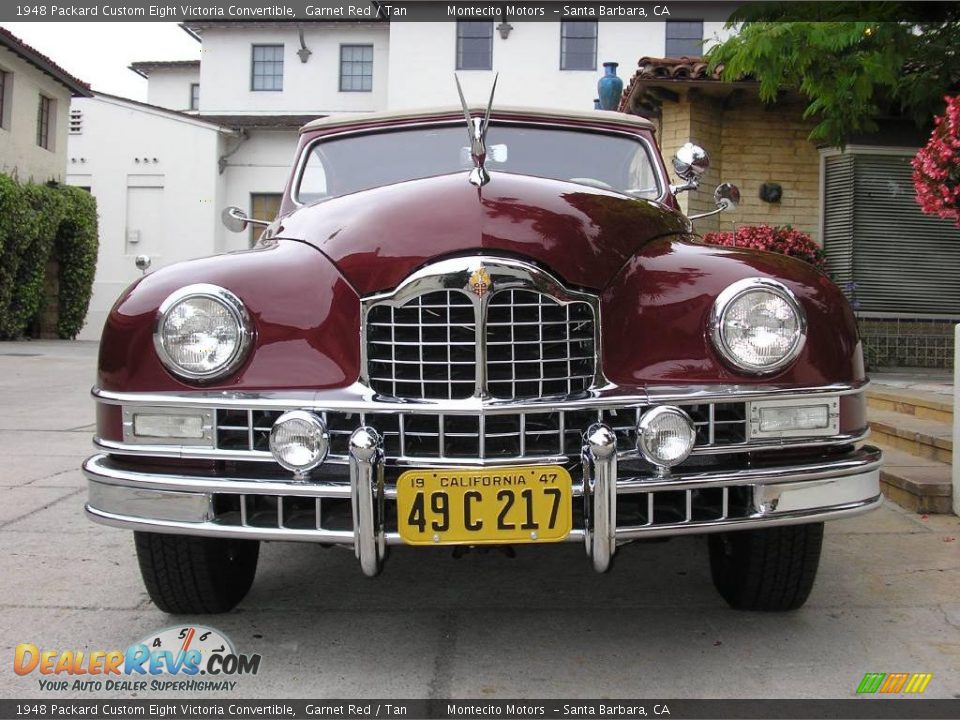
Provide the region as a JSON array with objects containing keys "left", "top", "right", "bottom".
[{"left": 823, "top": 152, "right": 960, "bottom": 316}]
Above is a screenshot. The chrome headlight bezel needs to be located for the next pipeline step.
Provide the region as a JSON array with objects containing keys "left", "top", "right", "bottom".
[
  {"left": 153, "top": 284, "right": 254, "bottom": 383},
  {"left": 709, "top": 278, "right": 807, "bottom": 375}
]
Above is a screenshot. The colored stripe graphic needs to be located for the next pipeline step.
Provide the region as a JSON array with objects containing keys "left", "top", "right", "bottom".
[
  {"left": 904, "top": 673, "right": 933, "bottom": 694},
  {"left": 857, "top": 673, "right": 886, "bottom": 694},
  {"left": 859, "top": 672, "right": 932, "bottom": 694},
  {"left": 880, "top": 673, "right": 909, "bottom": 693}
]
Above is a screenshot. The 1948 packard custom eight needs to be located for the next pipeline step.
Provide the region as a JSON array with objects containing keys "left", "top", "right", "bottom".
[{"left": 83, "top": 89, "right": 882, "bottom": 614}]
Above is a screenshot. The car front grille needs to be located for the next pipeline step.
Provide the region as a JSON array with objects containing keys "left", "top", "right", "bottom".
[
  {"left": 486, "top": 290, "right": 595, "bottom": 399},
  {"left": 364, "top": 288, "right": 596, "bottom": 401},
  {"left": 366, "top": 290, "right": 476, "bottom": 400},
  {"left": 214, "top": 402, "right": 748, "bottom": 465}
]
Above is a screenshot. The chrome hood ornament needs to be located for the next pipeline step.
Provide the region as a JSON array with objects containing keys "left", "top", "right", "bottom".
[{"left": 455, "top": 73, "right": 498, "bottom": 187}]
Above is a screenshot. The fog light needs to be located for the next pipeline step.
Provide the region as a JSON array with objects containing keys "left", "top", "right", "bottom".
[
  {"left": 133, "top": 413, "right": 205, "bottom": 439},
  {"left": 269, "top": 411, "right": 329, "bottom": 474},
  {"left": 748, "top": 397, "right": 840, "bottom": 439},
  {"left": 637, "top": 406, "right": 696, "bottom": 470},
  {"left": 759, "top": 405, "right": 829, "bottom": 433}
]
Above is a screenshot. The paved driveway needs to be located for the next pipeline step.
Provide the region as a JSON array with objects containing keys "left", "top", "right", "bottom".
[{"left": 1, "top": 340, "right": 958, "bottom": 700}]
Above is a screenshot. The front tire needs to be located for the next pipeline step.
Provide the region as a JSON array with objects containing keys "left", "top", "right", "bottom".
[
  {"left": 134, "top": 532, "right": 260, "bottom": 614},
  {"left": 708, "top": 523, "right": 824, "bottom": 611}
]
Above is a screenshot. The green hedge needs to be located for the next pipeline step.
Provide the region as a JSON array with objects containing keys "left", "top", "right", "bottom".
[{"left": 0, "top": 176, "right": 99, "bottom": 340}]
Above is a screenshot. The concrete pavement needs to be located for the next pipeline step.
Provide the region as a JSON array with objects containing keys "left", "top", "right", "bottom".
[{"left": 1, "top": 340, "right": 958, "bottom": 700}]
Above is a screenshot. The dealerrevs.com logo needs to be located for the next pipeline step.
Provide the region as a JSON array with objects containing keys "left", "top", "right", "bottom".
[{"left": 14, "top": 625, "right": 261, "bottom": 693}]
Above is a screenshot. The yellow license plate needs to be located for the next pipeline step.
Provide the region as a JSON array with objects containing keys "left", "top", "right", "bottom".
[{"left": 396, "top": 465, "right": 573, "bottom": 545}]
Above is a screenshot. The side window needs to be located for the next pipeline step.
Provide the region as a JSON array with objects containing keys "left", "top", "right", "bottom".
[
  {"left": 189, "top": 83, "right": 200, "bottom": 110},
  {"left": 296, "top": 147, "right": 329, "bottom": 204},
  {"left": 37, "top": 95, "right": 54, "bottom": 150}
]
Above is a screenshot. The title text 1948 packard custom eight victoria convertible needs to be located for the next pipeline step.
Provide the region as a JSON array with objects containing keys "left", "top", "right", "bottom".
[{"left": 83, "top": 87, "right": 882, "bottom": 614}]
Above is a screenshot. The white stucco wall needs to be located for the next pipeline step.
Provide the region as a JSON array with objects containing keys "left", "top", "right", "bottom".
[
  {"left": 0, "top": 45, "right": 73, "bottom": 182},
  {"left": 197, "top": 25, "right": 389, "bottom": 114},
  {"left": 66, "top": 95, "right": 229, "bottom": 340},
  {"left": 145, "top": 66, "right": 200, "bottom": 112},
  {"left": 388, "top": 21, "right": 729, "bottom": 111}
]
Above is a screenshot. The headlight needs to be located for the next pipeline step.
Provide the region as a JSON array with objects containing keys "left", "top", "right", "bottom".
[
  {"left": 153, "top": 284, "right": 253, "bottom": 381},
  {"left": 710, "top": 278, "right": 806, "bottom": 374}
]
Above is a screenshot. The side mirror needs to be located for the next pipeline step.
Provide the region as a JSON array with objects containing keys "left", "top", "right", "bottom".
[
  {"left": 670, "top": 143, "right": 710, "bottom": 195},
  {"left": 714, "top": 183, "right": 741, "bottom": 211},
  {"left": 221, "top": 206, "right": 250, "bottom": 233},
  {"left": 672, "top": 143, "right": 710, "bottom": 182},
  {"left": 689, "top": 183, "right": 742, "bottom": 221}
]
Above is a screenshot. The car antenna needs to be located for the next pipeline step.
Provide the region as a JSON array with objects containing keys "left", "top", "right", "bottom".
[{"left": 455, "top": 73, "right": 498, "bottom": 188}]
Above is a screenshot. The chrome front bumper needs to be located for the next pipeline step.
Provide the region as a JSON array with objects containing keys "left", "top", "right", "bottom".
[{"left": 84, "top": 431, "right": 883, "bottom": 576}]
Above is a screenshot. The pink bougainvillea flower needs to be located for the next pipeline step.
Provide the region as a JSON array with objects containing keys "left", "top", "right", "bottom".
[
  {"left": 702, "top": 225, "right": 828, "bottom": 272},
  {"left": 912, "top": 96, "right": 960, "bottom": 227}
]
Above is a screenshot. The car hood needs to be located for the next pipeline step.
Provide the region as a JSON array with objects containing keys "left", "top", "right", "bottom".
[{"left": 276, "top": 172, "right": 688, "bottom": 295}]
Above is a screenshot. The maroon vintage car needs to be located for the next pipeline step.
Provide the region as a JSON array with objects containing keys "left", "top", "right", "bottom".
[{"left": 83, "top": 101, "right": 882, "bottom": 614}]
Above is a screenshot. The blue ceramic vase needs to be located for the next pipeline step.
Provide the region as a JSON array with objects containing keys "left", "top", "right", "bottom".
[{"left": 597, "top": 62, "right": 623, "bottom": 111}]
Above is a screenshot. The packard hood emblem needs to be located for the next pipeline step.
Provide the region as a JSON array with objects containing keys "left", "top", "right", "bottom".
[
  {"left": 455, "top": 73, "right": 499, "bottom": 188},
  {"left": 469, "top": 267, "right": 492, "bottom": 297}
]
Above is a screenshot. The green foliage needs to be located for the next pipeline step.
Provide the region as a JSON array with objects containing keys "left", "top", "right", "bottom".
[
  {"left": 54, "top": 186, "right": 99, "bottom": 339},
  {"left": 707, "top": 3, "right": 960, "bottom": 147},
  {"left": 0, "top": 177, "right": 98, "bottom": 340}
]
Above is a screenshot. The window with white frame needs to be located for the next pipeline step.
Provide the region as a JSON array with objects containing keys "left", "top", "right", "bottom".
[
  {"left": 456, "top": 22, "right": 493, "bottom": 70},
  {"left": 340, "top": 45, "right": 374, "bottom": 92},
  {"left": 251, "top": 45, "right": 284, "bottom": 91},
  {"left": 189, "top": 83, "right": 200, "bottom": 110},
  {"left": 560, "top": 21, "right": 597, "bottom": 71},
  {"left": 665, "top": 21, "right": 704, "bottom": 57}
]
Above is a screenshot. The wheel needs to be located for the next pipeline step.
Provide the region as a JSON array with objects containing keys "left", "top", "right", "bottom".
[
  {"left": 134, "top": 532, "right": 260, "bottom": 614},
  {"left": 708, "top": 523, "right": 824, "bottom": 611}
]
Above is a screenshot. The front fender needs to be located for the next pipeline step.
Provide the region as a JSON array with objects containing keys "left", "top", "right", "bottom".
[
  {"left": 600, "top": 237, "right": 865, "bottom": 386},
  {"left": 97, "top": 240, "right": 360, "bottom": 392}
]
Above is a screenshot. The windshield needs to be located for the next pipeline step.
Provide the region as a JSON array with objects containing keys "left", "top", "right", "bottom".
[{"left": 295, "top": 123, "right": 661, "bottom": 204}]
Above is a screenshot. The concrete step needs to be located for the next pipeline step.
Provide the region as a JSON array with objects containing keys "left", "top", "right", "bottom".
[
  {"left": 868, "top": 408, "right": 952, "bottom": 464},
  {"left": 874, "top": 443, "right": 953, "bottom": 514},
  {"left": 866, "top": 384, "right": 953, "bottom": 425}
]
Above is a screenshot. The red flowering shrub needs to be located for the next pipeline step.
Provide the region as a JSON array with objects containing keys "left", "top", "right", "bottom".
[
  {"left": 912, "top": 95, "right": 960, "bottom": 227},
  {"left": 701, "top": 225, "right": 827, "bottom": 272}
]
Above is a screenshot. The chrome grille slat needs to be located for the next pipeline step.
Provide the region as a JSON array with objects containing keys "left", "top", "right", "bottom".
[{"left": 214, "top": 402, "right": 748, "bottom": 464}]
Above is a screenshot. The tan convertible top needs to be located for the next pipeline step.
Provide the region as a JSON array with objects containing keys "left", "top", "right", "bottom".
[{"left": 300, "top": 105, "right": 655, "bottom": 134}]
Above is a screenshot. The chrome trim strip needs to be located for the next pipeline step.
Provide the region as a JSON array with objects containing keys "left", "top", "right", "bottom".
[
  {"left": 94, "top": 427, "right": 871, "bottom": 466},
  {"left": 85, "top": 489, "right": 882, "bottom": 545},
  {"left": 83, "top": 446, "right": 881, "bottom": 502},
  {"left": 91, "top": 379, "right": 868, "bottom": 411}
]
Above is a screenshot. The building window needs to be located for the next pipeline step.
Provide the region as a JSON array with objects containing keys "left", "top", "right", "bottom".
[
  {"left": 340, "top": 45, "right": 374, "bottom": 92},
  {"left": 0, "top": 71, "right": 8, "bottom": 129},
  {"left": 250, "top": 193, "right": 282, "bottom": 245},
  {"left": 251, "top": 45, "right": 284, "bottom": 91},
  {"left": 69, "top": 108, "right": 82, "bottom": 135},
  {"left": 456, "top": 22, "right": 493, "bottom": 70},
  {"left": 189, "top": 83, "right": 200, "bottom": 110},
  {"left": 37, "top": 95, "right": 53, "bottom": 149},
  {"left": 560, "top": 21, "right": 597, "bottom": 71},
  {"left": 665, "top": 21, "right": 704, "bottom": 57}
]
